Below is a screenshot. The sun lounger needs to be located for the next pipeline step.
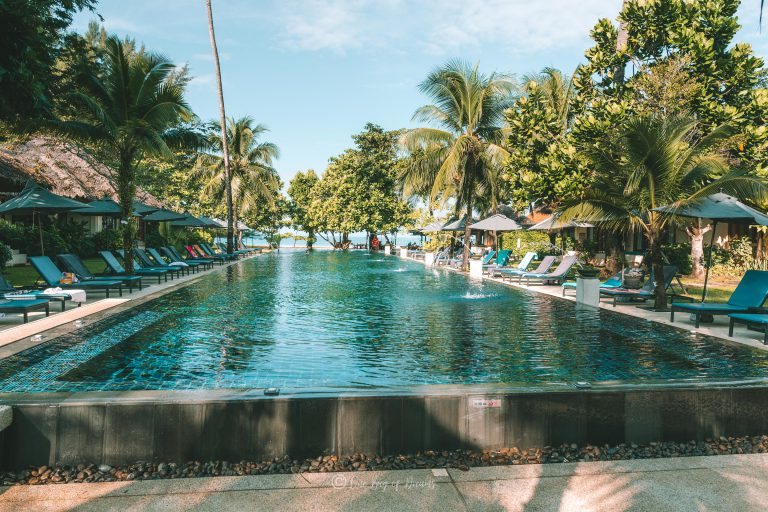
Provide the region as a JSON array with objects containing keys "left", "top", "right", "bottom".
[
  {"left": 729, "top": 313, "right": 768, "bottom": 344},
  {"left": 562, "top": 270, "right": 623, "bottom": 296},
  {"left": 202, "top": 243, "right": 236, "bottom": 260},
  {"left": 186, "top": 245, "right": 224, "bottom": 265},
  {"left": 166, "top": 246, "right": 214, "bottom": 269},
  {"left": 600, "top": 265, "right": 681, "bottom": 307},
  {"left": 0, "top": 298, "right": 49, "bottom": 323},
  {"left": 671, "top": 270, "right": 768, "bottom": 327},
  {"left": 0, "top": 274, "right": 81, "bottom": 312},
  {"left": 496, "top": 255, "right": 554, "bottom": 281},
  {"left": 491, "top": 251, "right": 535, "bottom": 277},
  {"left": 484, "top": 250, "right": 511, "bottom": 271},
  {"left": 58, "top": 253, "right": 143, "bottom": 292},
  {"left": 116, "top": 250, "right": 179, "bottom": 280},
  {"left": 215, "top": 242, "right": 247, "bottom": 257},
  {"left": 155, "top": 247, "right": 204, "bottom": 272},
  {"left": 521, "top": 255, "right": 578, "bottom": 285},
  {"left": 29, "top": 256, "right": 123, "bottom": 298},
  {"left": 99, "top": 251, "right": 168, "bottom": 284},
  {"left": 135, "top": 248, "right": 189, "bottom": 276}
]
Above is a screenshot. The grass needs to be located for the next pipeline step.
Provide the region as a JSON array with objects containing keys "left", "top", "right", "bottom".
[
  {"left": 679, "top": 277, "right": 737, "bottom": 303},
  {"left": 3, "top": 257, "right": 107, "bottom": 288}
]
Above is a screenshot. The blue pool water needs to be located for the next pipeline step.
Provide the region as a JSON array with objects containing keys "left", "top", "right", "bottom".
[{"left": 2, "top": 250, "right": 768, "bottom": 393}]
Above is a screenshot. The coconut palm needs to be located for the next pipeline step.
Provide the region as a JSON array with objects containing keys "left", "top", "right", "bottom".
[
  {"left": 205, "top": 0, "right": 235, "bottom": 253},
  {"left": 59, "top": 35, "right": 195, "bottom": 273},
  {"left": 195, "top": 117, "right": 280, "bottom": 236},
  {"left": 400, "top": 60, "right": 516, "bottom": 270},
  {"left": 559, "top": 115, "right": 765, "bottom": 310}
]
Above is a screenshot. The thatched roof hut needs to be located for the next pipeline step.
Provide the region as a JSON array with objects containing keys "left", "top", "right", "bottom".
[{"left": 0, "top": 136, "right": 162, "bottom": 206}]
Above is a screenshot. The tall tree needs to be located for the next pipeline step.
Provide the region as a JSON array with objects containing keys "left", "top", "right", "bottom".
[
  {"left": 400, "top": 61, "right": 515, "bottom": 269},
  {"left": 60, "top": 36, "right": 196, "bottom": 272},
  {"left": 287, "top": 170, "right": 320, "bottom": 249},
  {"left": 205, "top": 0, "right": 235, "bottom": 254},
  {"left": 560, "top": 115, "right": 765, "bottom": 310},
  {"left": 195, "top": 116, "right": 280, "bottom": 239}
]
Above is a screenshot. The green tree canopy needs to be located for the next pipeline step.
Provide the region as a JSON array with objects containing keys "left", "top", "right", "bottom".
[
  {"left": 0, "top": 0, "right": 94, "bottom": 126},
  {"left": 287, "top": 170, "right": 320, "bottom": 248},
  {"left": 309, "top": 123, "right": 411, "bottom": 245}
]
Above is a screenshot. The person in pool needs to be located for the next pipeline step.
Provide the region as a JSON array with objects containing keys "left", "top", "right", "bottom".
[{"left": 371, "top": 235, "right": 380, "bottom": 251}]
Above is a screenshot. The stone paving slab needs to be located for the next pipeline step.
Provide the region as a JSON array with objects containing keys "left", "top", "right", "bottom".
[{"left": 3, "top": 453, "right": 768, "bottom": 511}]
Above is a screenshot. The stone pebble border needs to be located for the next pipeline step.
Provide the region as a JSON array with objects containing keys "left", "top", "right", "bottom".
[{"left": 3, "top": 434, "right": 767, "bottom": 486}]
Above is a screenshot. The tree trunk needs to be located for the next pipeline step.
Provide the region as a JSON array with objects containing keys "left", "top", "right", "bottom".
[
  {"left": 650, "top": 239, "right": 667, "bottom": 311},
  {"left": 118, "top": 155, "right": 136, "bottom": 274},
  {"left": 462, "top": 193, "right": 473, "bottom": 271},
  {"left": 687, "top": 223, "right": 711, "bottom": 279},
  {"left": 307, "top": 229, "right": 314, "bottom": 250},
  {"left": 205, "top": 0, "right": 235, "bottom": 255},
  {"left": 614, "top": 0, "right": 629, "bottom": 87}
]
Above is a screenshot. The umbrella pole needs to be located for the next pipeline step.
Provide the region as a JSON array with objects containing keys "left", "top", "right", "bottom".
[{"left": 701, "top": 221, "right": 718, "bottom": 302}]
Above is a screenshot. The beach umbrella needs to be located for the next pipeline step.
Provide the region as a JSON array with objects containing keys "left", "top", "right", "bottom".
[
  {"left": 170, "top": 213, "right": 208, "bottom": 228},
  {"left": 0, "top": 181, "right": 90, "bottom": 255},
  {"left": 470, "top": 214, "right": 523, "bottom": 249},
  {"left": 132, "top": 200, "right": 159, "bottom": 216},
  {"left": 417, "top": 220, "right": 446, "bottom": 233},
  {"left": 654, "top": 192, "right": 768, "bottom": 301},
  {"left": 142, "top": 208, "right": 187, "bottom": 222},
  {"left": 71, "top": 197, "right": 141, "bottom": 217},
  {"left": 441, "top": 215, "right": 477, "bottom": 231},
  {"left": 527, "top": 215, "right": 594, "bottom": 231},
  {"left": 198, "top": 215, "right": 224, "bottom": 228}
]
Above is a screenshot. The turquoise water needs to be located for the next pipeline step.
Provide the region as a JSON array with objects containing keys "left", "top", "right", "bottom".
[{"left": 2, "top": 250, "right": 768, "bottom": 393}]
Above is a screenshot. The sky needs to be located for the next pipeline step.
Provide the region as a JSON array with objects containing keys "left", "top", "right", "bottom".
[{"left": 73, "top": 0, "right": 768, "bottom": 187}]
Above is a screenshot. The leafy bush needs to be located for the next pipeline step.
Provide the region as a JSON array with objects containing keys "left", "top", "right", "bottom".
[
  {"left": 91, "top": 229, "right": 122, "bottom": 252},
  {"left": 170, "top": 228, "right": 212, "bottom": 248},
  {"left": 144, "top": 230, "right": 167, "bottom": 249},
  {"left": 0, "top": 219, "right": 30, "bottom": 252},
  {"left": 0, "top": 242, "right": 12, "bottom": 270},
  {"left": 501, "top": 230, "right": 553, "bottom": 257},
  {"left": 52, "top": 219, "right": 91, "bottom": 256},
  {"left": 663, "top": 242, "right": 693, "bottom": 275}
]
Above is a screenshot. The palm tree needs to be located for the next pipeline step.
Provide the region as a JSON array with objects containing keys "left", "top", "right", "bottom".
[
  {"left": 61, "top": 35, "right": 195, "bottom": 273},
  {"left": 205, "top": 0, "right": 235, "bottom": 254},
  {"left": 559, "top": 115, "right": 765, "bottom": 310},
  {"left": 196, "top": 117, "right": 280, "bottom": 237},
  {"left": 400, "top": 60, "right": 516, "bottom": 270}
]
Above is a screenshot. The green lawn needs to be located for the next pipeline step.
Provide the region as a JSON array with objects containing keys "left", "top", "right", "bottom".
[
  {"left": 3, "top": 257, "right": 107, "bottom": 288},
  {"left": 679, "top": 278, "right": 735, "bottom": 303}
]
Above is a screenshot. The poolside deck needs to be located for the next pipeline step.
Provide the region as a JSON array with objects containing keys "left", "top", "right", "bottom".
[
  {"left": 2, "top": 452, "right": 766, "bottom": 511},
  {"left": 409, "top": 254, "right": 768, "bottom": 353}
]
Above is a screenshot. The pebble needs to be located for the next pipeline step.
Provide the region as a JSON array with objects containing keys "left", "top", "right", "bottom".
[{"left": 4, "top": 434, "right": 768, "bottom": 485}]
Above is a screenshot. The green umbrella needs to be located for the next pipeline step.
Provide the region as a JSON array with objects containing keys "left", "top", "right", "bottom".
[
  {"left": 170, "top": 213, "right": 208, "bottom": 228},
  {"left": 654, "top": 192, "right": 768, "bottom": 301},
  {"left": 0, "top": 181, "right": 91, "bottom": 255},
  {"left": 71, "top": 197, "right": 141, "bottom": 217},
  {"left": 198, "top": 215, "right": 224, "bottom": 228},
  {"left": 142, "top": 208, "right": 187, "bottom": 222},
  {"left": 132, "top": 200, "right": 159, "bottom": 216}
]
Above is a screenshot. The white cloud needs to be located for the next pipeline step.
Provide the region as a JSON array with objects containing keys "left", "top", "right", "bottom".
[
  {"left": 271, "top": 0, "right": 620, "bottom": 55},
  {"left": 278, "top": 0, "right": 368, "bottom": 52},
  {"left": 189, "top": 73, "right": 216, "bottom": 88}
]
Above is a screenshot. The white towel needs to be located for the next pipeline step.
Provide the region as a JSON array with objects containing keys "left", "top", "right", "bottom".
[
  {"left": 44, "top": 287, "right": 87, "bottom": 304},
  {"left": 169, "top": 261, "right": 189, "bottom": 267}
]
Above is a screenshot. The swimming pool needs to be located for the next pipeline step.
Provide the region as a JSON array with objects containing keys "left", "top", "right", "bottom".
[{"left": 2, "top": 250, "right": 768, "bottom": 394}]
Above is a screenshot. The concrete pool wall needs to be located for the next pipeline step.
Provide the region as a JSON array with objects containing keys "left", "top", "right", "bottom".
[{"left": 2, "top": 385, "right": 767, "bottom": 470}]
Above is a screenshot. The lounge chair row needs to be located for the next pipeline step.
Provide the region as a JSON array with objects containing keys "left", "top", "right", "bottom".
[{"left": 0, "top": 242, "right": 258, "bottom": 324}]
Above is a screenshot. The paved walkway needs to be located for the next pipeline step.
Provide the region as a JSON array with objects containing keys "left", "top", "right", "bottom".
[{"left": 1, "top": 454, "right": 767, "bottom": 511}]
